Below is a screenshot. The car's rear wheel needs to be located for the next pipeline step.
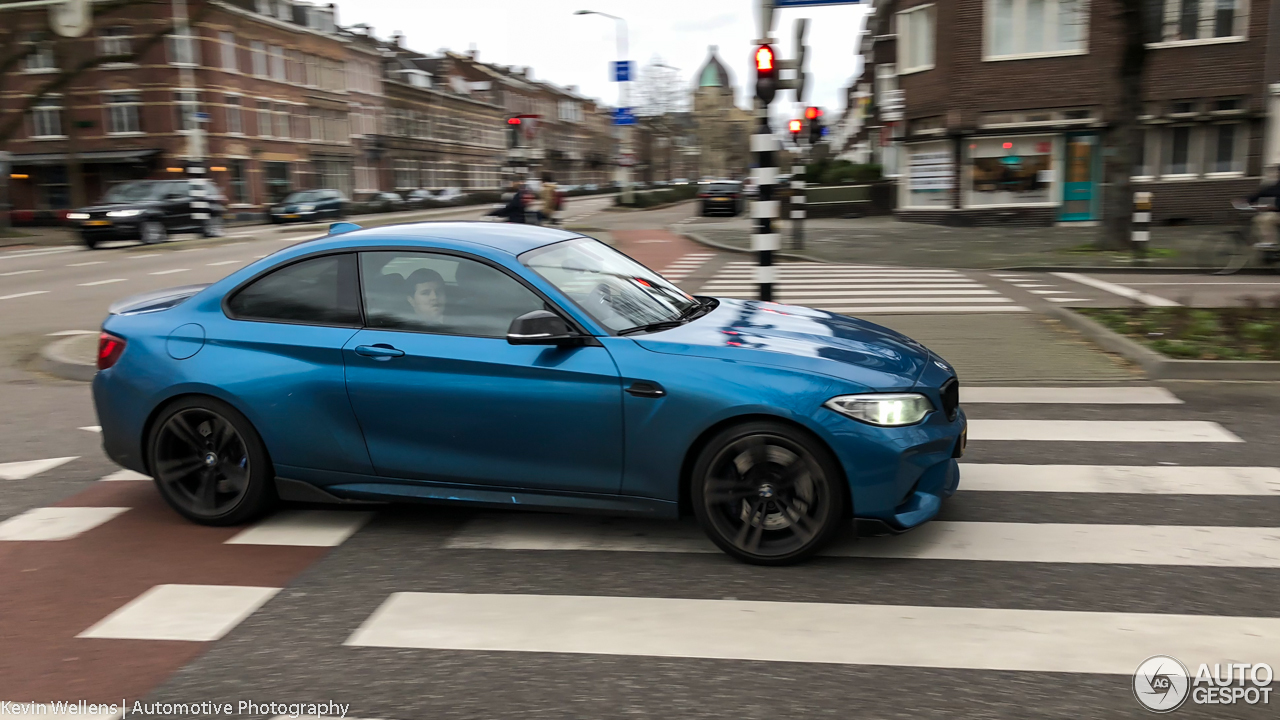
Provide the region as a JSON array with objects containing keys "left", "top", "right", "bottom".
[
  {"left": 140, "top": 220, "right": 167, "bottom": 244},
  {"left": 201, "top": 215, "right": 225, "bottom": 238},
  {"left": 691, "top": 421, "right": 846, "bottom": 565},
  {"left": 148, "top": 397, "right": 276, "bottom": 526}
]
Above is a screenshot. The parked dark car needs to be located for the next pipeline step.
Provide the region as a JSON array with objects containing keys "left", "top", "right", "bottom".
[
  {"left": 699, "top": 181, "right": 743, "bottom": 217},
  {"left": 269, "top": 189, "right": 347, "bottom": 224},
  {"left": 67, "top": 179, "right": 227, "bottom": 249},
  {"left": 405, "top": 189, "right": 435, "bottom": 208},
  {"left": 354, "top": 191, "right": 407, "bottom": 213}
]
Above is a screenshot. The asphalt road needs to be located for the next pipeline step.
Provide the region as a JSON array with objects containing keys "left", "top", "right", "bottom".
[{"left": 1, "top": 201, "right": 1277, "bottom": 719}]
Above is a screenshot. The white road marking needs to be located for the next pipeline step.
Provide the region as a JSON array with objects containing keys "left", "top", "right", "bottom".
[
  {"left": 225, "top": 510, "right": 374, "bottom": 547},
  {"left": 345, "top": 592, "right": 1280, "bottom": 674},
  {"left": 77, "top": 584, "right": 280, "bottom": 642},
  {"left": 1052, "top": 272, "right": 1181, "bottom": 307},
  {"left": 0, "top": 456, "right": 78, "bottom": 480},
  {"left": 0, "top": 247, "right": 76, "bottom": 260},
  {"left": 125, "top": 253, "right": 160, "bottom": 259},
  {"left": 0, "top": 507, "right": 129, "bottom": 541},
  {"left": 706, "top": 284, "right": 986, "bottom": 292},
  {"left": 0, "top": 290, "right": 49, "bottom": 300},
  {"left": 1029, "top": 289, "right": 1070, "bottom": 294},
  {"left": 960, "top": 464, "right": 1280, "bottom": 495},
  {"left": 47, "top": 329, "right": 97, "bottom": 336},
  {"left": 960, "top": 386, "right": 1182, "bottom": 404},
  {"left": 77, "top": 278, "right": 126, "bottom": 286},
  {"left": 67, "top": 260, "right": 107, "bottom": 267},
  {"left": 148, "top": 268, "right": 189, "bottom": 275},
  {"left": 100, "top": 469, "right": 150, "bottom": 482},
  {"left": 0, "top": 269, "right": 42, "bottom": 276},
  {"left": 207, "top": 260, "right": 241, "bottom": 266},
  {"left": 829, "top": 305, "right": 1030, "bottom": 314},
  {"left": 772, "top": 297, "right": 1015, "bottom": 305},
  {"left": 1048, "top": 297, "right": 1090, "bottom": 302},
  {"left": 79, "top": 425, "right": 101, "bottom": 433},
  {"left": 968, "top": 419, "right": 1241, "bottom": 442}
]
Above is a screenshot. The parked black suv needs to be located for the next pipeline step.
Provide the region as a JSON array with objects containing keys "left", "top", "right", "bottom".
[
  {"left": 269, "top": 189, "right": 347, "bottom": 223},
  {"left": 68, "top": 179, "right": 227, "bottom": 249}
]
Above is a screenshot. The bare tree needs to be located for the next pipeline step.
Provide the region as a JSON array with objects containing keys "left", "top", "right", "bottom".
[
  {"left": 634, "top": 55, "right": 684, "bottom": 117},
  {"left": 1099, "top": 0, "right": 1152, "bottom": 251}
]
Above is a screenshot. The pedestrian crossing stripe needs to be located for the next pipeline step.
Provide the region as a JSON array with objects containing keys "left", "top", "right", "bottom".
[
  {"left": 822, "top": 306, "right": 1031, "bottom": 314},
  {"left": 960, "top": 386, "right": 1181, "bottom": 404},
  {"left": 968, "top": 420, "right": 1241, "bottom": 443},
  {"left": 0, "top": 456, "right": 77, "bottom": 481},
  {"left": 961, "top": 464, "right": 1280, "bottom": 494},
  {"left": 344, "top": 592, "right": 1280, "bottom": 675}
]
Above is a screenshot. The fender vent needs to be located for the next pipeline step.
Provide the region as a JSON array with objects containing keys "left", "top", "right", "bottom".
[{"left": 940, "top": 378, "right": 959, "bottom": 421}]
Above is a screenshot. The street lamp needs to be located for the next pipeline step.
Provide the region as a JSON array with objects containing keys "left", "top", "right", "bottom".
[{"left": 574, "top": 9, "right": 633, "bottom": 204}]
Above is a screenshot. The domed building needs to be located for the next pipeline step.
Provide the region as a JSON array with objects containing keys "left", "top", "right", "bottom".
[{"left": 691, "top": 46, "right": 751, "bottom": 180}]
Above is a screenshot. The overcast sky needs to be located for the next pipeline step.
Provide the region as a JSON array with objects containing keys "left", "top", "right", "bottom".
[{"left": 334, "top": 0, "right": 870, "bottom": 118}]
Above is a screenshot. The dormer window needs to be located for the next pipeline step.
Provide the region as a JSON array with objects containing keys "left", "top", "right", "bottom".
[{"left": 276, "top": 0, "right": 291, "bottom": 22}]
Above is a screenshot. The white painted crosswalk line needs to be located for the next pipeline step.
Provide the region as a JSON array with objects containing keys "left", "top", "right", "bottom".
[
  {"left": 960, "top": 464, "right": 1280, "bottom": 494},
  {"left": 78, "top": 584, "right": 280, "bottom": 641},
  {"left": 100, "top": 469, "right": 149, "bottom": 482},
  {"left": 345, "top": 592, "right": 1280, "bottom": 674},
  {"left": 968, "top": 419, "right": 1241, "bottom": 442},
  {"left": 960, "top": 386, "right": 1182, "bottom": 404},
  {"left": 826, "top": 305, "right": 1029, "bottom": 314},
  {"left": 446, "top": 514, "right": 714, "bottom": 554},
  {"left": 0, "top": 456, "right": 77, "bottom": 480},
  {"left": 225, "top": 510, "right": 375, "bottom": 547},
  {"left": 0, "top": 507, "right": 129, "bottom": 541}
]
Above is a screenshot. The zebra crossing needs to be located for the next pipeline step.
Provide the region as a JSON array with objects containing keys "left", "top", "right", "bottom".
[
  {"left": 660, "top": 252, "right": 715, "bottom": 283},
  {"left": 698, "top": 261, "right": 1028, "bottom": 313}
]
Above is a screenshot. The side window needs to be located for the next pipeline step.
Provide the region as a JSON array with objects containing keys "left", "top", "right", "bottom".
[
  {"left": 361, "top": 251, "right": 545, "bottom": 338},
  {"left": 228, "top": 254, "right": 360, "bottom": 325}
]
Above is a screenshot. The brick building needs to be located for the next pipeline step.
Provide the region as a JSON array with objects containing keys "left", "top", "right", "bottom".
[
  {"left": 852, "top": 0, "right": 1278, "bottom": 225},
  {"left": 1, "top": 0, "right": 385, "bottom": 220}
]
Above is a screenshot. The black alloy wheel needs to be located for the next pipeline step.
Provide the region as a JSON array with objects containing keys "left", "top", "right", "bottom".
[
  {"left": 148, "top": 397, "right": 275, "bottom": 525},
  {"left": 692, "top": 421, "right": 846, "bottom": 565},
  {"left": 140, "top": 220, "right": 168, "bottom": 244},
  {"left": 201, "top": 215, "right": 225, "bottom": 238}
]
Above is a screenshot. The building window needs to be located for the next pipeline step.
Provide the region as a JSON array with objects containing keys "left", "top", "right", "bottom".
[
  {"left": 167, "top": 28, "right": 198, "bottom": 65},
  {"left": 898, "top": 5, "right": 935, "bottom": 73},
  {"left": 1166, "top": 125, "right": 1194, "bottom": 175},
  {"left": 269, "top": 45, "right": 286, "bottom": 81},
  {"left": 250, "top": 41, "right": 267, "bottom": 77},
  {"left": 228, "top": 159, "right": 249, "bottom": 204},
  {"left": 966, "top": 136, "right": 1056, "bottom": 206},
  {"left": 23, "top": 32, "right": 55, "bottom": 71},
  {"left": 275, "top": 0, "right": 291, "bottom": 21},
  {"left": 305, "top": 54, "right": 319, "bottom": 87},
  {"left": 987, "top": 0, "right": 1088, "bottom": 58},
  {"left": 105, "top": 91, "right": 142, "bottom": 134},
  {"left": 258, "top": 100, "right": 272, "bottom": 138},
  {"left": 1209, "top": 123, "right": 1241, "bottom": 173},
  {"left": 174, "top": 90, "right": 200, "bottom": 132},
  {"left": 99, "top": 26, "right": 132, "bottom": 57},
  {"left": 30, "top": 95, "right": 63, "bottom": 138},
  {"left": 225, "top": 95, "right": 243, "bottom": 135},
  {"left": 255, "top": 0, "right": 271, "bottom": 14},
  {"left": 274, "top": 103, "right": 290, "bottom": 139},
  {"left": 219, "top": 32, "right": 237, "bottom": 71},
  {"left": 1149, "top": 0, "right": 1248, "bottom": 43}
]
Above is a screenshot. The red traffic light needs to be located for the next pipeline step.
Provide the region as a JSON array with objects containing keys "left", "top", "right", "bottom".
[
  {"left": 788, "top": 119, "right": 802, "bottom": 134},
  {"left": 755, "top": 45, "right": 775, "bottom": 72},
  {"left": 804, "top": 106, "right": 821, "bottom": 120},
  {"left": 507, "top": 117, "right": 522, "bottom": 125}
]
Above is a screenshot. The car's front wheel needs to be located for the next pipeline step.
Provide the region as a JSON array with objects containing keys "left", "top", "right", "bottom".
[
  {"left": 691, "top": 421, "right": 846, "bottom": 565},
  {"left": 201, "top": 215, "right": 225, "bottom": 238},
  {"left": 140, "top": 220, "right": 168, "bottom": 244},
  {"left": 148, "top": 396, "right": 276, "bottom": 526}
]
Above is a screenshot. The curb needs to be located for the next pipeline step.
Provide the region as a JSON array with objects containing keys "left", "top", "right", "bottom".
[
  {"left": 1048, "top": 306, "right": 1280, "bottom": 380},
  {"left": 37, "top": 335, "right": 97, "bottom": 382}
]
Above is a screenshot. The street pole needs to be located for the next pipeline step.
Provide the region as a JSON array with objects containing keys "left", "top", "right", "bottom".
[
  {"left": 613, "top": 16, "right": 632, "bottom": 206},
  {"left": 752, "top": 103, "right": 780, "bottom": 302},
  {"left": 172, "top": 0, "right": 208, "bottom": 227},
  {"left": 791, "top": 157, "right": 805, "bottom": 250},
  {"left": 0, "top": 151, "right": 10, "bottom": 235}
]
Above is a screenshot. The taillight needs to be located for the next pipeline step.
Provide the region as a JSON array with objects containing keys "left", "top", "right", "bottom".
[
  {"left": 97, "top": 332, "right": 126, "bottom": 370},
  {"left": 698, "top": 192, "right": 709, "bottom": 198}
]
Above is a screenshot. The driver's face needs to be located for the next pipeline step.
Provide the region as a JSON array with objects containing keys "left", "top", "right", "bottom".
[{"left": 408, "top": 281, "right": 444, "bottom": 320}]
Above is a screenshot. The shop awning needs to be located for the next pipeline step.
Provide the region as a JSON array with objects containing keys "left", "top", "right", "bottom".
[{"left": 10, "top": 148, "right": 162, "bottom": 166}]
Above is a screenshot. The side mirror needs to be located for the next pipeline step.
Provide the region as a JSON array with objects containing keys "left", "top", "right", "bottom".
[{"left": 507, "top": 310, "right": 582, "bottom": 346}]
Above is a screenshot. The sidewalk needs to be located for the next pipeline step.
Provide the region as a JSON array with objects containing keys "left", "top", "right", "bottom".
[{"left": 681, "top": 215, "right": 1238, "bottom": 270}]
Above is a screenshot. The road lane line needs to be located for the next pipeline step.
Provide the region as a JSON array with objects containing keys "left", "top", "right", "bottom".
[
  {"left": 0, "top": 507, "right": 129, "bottom": 541},
  {"left": 67, "top": 260, "right": 107, "bottom": 266},
  {"left": 1052, "top": 272, "right": 1180, "bottom": 307},
  {"left": 0, "top": 269, "right": 42, "bottom": 276},
  {"left": 47, "top": 329, "right": 97, "bottom": 336},
  {"left": 225, "top": 510, "right": 375, "bottom": 547},
  {"left": 960, "top": 387, "right": 1182, "bottom": 404},
  {"left": 207, "top": 260, "right": 241, "bottom": 266},
  {"left": 960, "top": 464, "right": 1280, "bottom": 494},
  {"left": 78, "top": 584, "right": 280, "bottom": 642},
  {"left": 125, "top": 253, "right": 160, "bottom": 259},
  {"left": 967, "top": 420, "right": 1240, "bottom": 442},
  {"left": 149, "top": 268, "right": 189, "bottom": 275},
  {"left": 0, "top": 290, "right": 49, "bottom": 300},
  {"left": 345, "top": 592, "right": 1280, "bottom": 674},
  {"left": 77, "top": 278, "right": 127, "bottom": 286},
  {"left": 828, "top": 306, "right": 1029, "bottom": 314}
]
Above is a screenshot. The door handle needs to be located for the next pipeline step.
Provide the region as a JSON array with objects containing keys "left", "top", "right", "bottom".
[
  {"left": 626, "top": 381, "right": 666, "bottom": 399},
  {"left": 355, "top": 343, "right": 405, "bottom": 359}
]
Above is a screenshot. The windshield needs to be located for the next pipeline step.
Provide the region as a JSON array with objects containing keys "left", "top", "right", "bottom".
[
  {"left": 284, "top": 190, "right": 324, "bottom": 203},
  {"left": 521, "top": 237, "right": 699, "bottom": 333},
  {"left": 102, "top": 181, "right": 166, "bottom": 203},
  {"left": 708, "top": 183, "right": 740, "bottom": 194}
]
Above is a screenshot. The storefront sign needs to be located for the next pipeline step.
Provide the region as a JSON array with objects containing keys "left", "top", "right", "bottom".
[{"left": 908, "top": 150, "right": 953, "bottom": 191}]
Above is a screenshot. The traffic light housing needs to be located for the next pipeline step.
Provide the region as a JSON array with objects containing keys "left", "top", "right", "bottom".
[
  {"left": 754, "top": 44, "right": 777, "bottom": 105},
  {"left": 805, "top": 107, "right": 823, "bottom": 144},
  {"left": 507, "top": 116, "right": 522, "bottom": 148},
  {"left": 788, "top": 119, "right": 802, "bottom": 144}
]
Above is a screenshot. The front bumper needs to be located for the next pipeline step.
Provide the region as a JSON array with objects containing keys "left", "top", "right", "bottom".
[
  {"left": 271, "top": 210, "right": 318, "bottom": 223},
  {"left": 78, "top": 220, "right": 142, "bottom": 240}
]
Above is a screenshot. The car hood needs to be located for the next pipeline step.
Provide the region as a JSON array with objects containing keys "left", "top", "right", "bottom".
[
  {"left": 108, "top": 283, "right": 211, "bottom": 315},
  {"left": 632, "top": 298, "right": 932, "bottom": 390}
]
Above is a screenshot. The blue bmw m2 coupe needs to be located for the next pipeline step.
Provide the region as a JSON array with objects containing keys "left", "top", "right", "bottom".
[{"left": 92, "top": 222, "right": 966, "bottom": 565}]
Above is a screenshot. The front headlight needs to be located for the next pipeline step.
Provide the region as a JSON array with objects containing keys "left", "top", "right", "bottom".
[
  {"left": 824, "top": 393, "right": 935, "bottom": 427},
  {"left": 298, "top": 204, "right": 315, "bottom": 212},
  {"left": 67, "top": 212, "right": 90, "bottom": 221},
  {"left": 106, "top": 209, "right": 142, "bottom": 218}
]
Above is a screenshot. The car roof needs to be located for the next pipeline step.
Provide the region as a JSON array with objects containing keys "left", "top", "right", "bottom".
[{"left": 302, "top": 221, "right": 584, "bottom": 256}]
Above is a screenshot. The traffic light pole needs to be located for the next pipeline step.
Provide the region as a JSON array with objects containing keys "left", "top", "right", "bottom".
[
  {"left": 751, "top": 105, "right": 780, "bottom": 302},
  {"left": 791, "top": 160, "right": 805, "bottom": 251}
]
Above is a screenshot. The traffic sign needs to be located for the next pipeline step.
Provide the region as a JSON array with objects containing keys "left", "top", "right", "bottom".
[
  {"left": 613, "top": 107, "right": 636, "bottom": 126},
  {"left": 613, "top": 61, "right": 632, "bottom": 82},
  {"left": 193, "top": 112, "right": 210, "bottom": 122}
]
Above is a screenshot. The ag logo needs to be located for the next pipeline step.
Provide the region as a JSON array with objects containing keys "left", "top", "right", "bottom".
[{"left": 1134, "top": 655, "right": 1191, "bottom": 713}]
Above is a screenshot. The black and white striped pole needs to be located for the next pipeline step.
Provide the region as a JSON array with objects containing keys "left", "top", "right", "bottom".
[
  {"left": 752, "top": 112, "right": 781, "bottom": 301},
  {"left": 791, "top": 163, "right": 805, "bottom": 251},
  {"left": 1133, "top": 191, "right": 1152, "bottom": 262}
]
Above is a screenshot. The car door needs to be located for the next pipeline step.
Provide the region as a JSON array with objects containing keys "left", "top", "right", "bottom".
[
  {"left": 161, "top": 181, "right": 191, "bottom": 230},
  {"left": 343, "top": 249, "right": 625, "bottom": 494}
]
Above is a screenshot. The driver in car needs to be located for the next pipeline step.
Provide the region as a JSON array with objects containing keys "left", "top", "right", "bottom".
[{"left": 405, "top": 268, "right": 446, "bottom": 326}]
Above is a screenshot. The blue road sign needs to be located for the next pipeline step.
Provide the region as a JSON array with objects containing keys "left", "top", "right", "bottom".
[
  {"left": 613, "top": 60, "right": 632, "bottom": 82},
  {"left": 613, "top": 107, "right": 636, "bottom": 126},
  {"left": 774, "top": 0, "right": 864, "bottom": 6}
]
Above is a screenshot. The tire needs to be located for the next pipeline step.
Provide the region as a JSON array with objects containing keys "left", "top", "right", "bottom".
[
  {"left": 81, "top": 234, "right": 99, "bottom": 250},
  {"left": 691, "top": 420, "right": 847, "bottom": 565},
  {"left": 1204, "top": 230, "right": 1249, "bottom": 275},
  {"left": 140, "top": 220, "right": 168, "bottom": 244},
  {"left": 201, "top": 215, "right": 225, "bottom": 238},
  {"left": 147, "top": 396, "right": 276, "bottom": 526}
]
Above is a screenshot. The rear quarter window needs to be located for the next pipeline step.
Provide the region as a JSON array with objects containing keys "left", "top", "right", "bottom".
[{"left": 226, "top": 254, "right": 361, "bottom": 326}]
